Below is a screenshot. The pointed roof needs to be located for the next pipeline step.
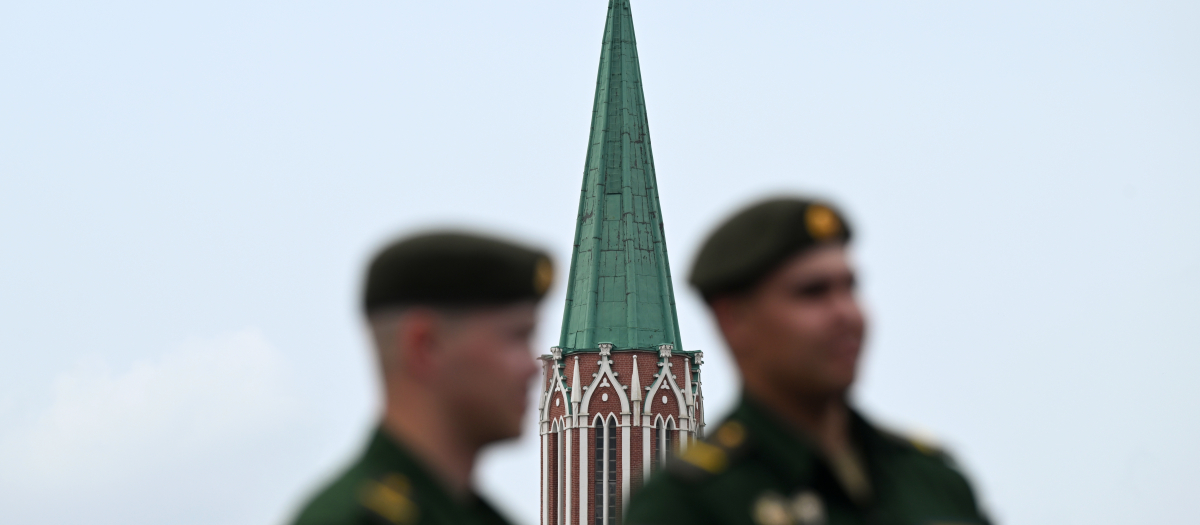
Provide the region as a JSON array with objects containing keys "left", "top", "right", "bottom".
[{"left": 558, "top": 0, "right": 682, "bottom": 353}]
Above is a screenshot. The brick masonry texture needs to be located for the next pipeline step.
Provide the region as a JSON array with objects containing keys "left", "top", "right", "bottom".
[{"left": 541, "top": 349, "right": 701, "bottom": 525}]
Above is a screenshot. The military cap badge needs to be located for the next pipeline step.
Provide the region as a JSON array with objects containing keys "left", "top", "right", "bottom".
[
  {"left": 533, "top": 256, "right": 554, "bottom": 295},
  {"left": 804, "top": 204, "right": 843, "bottom": 241}
]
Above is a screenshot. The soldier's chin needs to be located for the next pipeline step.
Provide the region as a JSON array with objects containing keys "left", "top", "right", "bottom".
[
  {"left": 795, "top": 368, "right": 856, "bottom": 398},
  {"left": 826, "top": 365, "right": 858, "bottom": 392},
  {"left": 824, "top": 354, "right": 859, "bottom": 387}
]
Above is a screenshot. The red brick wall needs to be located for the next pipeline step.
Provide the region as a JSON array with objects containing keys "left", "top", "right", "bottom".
[
  {"left": 541, "top": 351, "right": 701, "bottom": 525},
  {"left": 629, "top": 425, "right": 644, "bottom": 492}
]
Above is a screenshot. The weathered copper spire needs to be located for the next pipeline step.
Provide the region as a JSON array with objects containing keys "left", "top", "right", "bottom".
[{"left": 558, "top": 0, "right": 682, "bottom": 353}]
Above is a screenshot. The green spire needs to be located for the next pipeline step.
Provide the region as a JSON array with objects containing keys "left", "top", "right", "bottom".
[{"left": 558, "top": 0, "right": 682, "bottom": 352}]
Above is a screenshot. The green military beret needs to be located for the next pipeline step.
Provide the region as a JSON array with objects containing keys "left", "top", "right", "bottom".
[
  {"left": 689, "top": 197, "right": 852, "bottom": 300},
  {"left": 364, "top": 231, "right": 553, "bottom": 312}
]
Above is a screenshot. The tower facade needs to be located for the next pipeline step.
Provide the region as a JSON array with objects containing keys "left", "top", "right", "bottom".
[{"left": 539, "top": 2, "right": 704, "bottom": 525}]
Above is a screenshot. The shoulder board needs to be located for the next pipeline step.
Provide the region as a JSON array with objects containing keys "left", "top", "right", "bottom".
[
  {"left": 668, "top": 420, "right": 751, "bottom": 483},
  {"left": 358, "top": 473, "right": 420, "bottom": 525},
  {"left": 876, "top": 427, "right": 961, "bottom": 466}
]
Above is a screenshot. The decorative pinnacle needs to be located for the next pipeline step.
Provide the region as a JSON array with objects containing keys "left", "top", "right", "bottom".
[
  {"left": 630, "top": 354, "right": 642, "bottom": 401},
  {"left": 571, "top": 357, "right": 582, "bottom": 405},
  {"left": 684, "top": 356, "right": 694, "bottom": 407}
]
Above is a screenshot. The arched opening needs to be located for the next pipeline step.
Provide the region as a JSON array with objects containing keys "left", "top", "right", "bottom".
[
  {"left": 650, "top": 415, "right": 663, "bottom": 474},
  {"left": 548, "top": 420, "right": 560, "bottom": 525},
  {"left": 658, "top": 417, "right": 675, "bottom": 469},
  {"left": 593, "top": 414, "right": 619, "bottom": 525},
  {"left": 557, "top": 419, "right": 566, "bottom": 525}
]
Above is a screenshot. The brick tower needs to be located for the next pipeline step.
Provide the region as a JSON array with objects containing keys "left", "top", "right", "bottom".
[{"left": 539, "top": 2, "right": 704, "bottom": 525}]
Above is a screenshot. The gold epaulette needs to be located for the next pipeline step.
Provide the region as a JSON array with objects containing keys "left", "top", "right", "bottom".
[
  {"left": 359, "top": 473, "right": 420, "bottom": 524},
  {"left": 878, "top": 426, "right": 955, "bottom": 463},
  {"left": 670, "top": 420, "right": 749, "bottom": 481}
]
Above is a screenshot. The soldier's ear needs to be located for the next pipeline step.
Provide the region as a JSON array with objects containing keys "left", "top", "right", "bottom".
[{"left": 397, "top": 308, "right": 442, "bottom": 378}]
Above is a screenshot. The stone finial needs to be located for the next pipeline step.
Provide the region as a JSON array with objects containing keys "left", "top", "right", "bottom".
[
  {"left": 683, "top": 356, "right": 694, "bottom": 407},
  {"left": 658, "top": 343, "right": 674, "bottom": 358},
  {"left": 571, "top": 357, "right": 582, "bottom": 405},
  {"left": 598, "top": 343, "right": 614, "bottom": 356},
  {"left": 695, "top": 351, "right": 704, "bottom": 366},
  {"left": 551, "top": 346, "right": 563, "bottom": 360},
  {"left": 630, "top": 355, "right": 642, "bottom": 402}
]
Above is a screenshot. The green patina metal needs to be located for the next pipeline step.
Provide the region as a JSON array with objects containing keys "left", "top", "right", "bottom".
[{"left": 558, "top": 0, "right": 682, "bottom": 354}]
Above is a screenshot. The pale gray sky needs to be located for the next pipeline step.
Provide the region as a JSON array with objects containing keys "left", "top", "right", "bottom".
[{"left": 1, "top": 1, "right": 1197, "bottom": 524}]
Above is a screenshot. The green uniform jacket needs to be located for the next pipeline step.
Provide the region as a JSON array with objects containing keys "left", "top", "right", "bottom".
[
  {"left": 290, "top": 426, "right": 513, "bottom": 525},
  {"left": 625, "top": 397, "right": 991, "bottom": 525}
]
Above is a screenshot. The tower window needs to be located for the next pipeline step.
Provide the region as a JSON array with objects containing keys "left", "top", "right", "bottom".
[
  {"left": 658, "top": 419, "right": 674, "bottom": 469},
  {"left": 549, "top": 422, "right": 559, "bottom": 525},
  {"left": 593, "top": 415, "right": 619, "bottom": 525},
  {"left": 557, "top": 427, "right": 565, "bottom": 525},
  {"left": 594, "top": 419, "right": 603, "bottom": 525},
  {"left": 608, "top": 417, "right": 617, "bottom": 525},
  {"left": 650, "top": 421, "right": 659, "bottom": 474}
]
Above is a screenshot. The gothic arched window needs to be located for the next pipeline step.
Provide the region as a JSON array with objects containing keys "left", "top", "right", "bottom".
[
  {"left": 665, "top": 418, "right": 675, "bottom": 459},
  {"left": 657, "top": 419, "right": 667, "bottom": 472},
  {"left": 557, "top": 421, "right": 566, "bottom": 525},
  {"left": 608, "top": 415, "right": 617, "bottom": 525},
  {"left": 549, "top": 420, "right": 560, "bottom": 525},
  {"left": 593, "top": 414, "right": 619, "bottom": 525},
  {"left": 658, "top": 417, "right": 675, "bottom": 469}
]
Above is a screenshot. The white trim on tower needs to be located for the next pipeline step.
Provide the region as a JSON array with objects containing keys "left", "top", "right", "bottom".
[
  {"left": 557, "top": 423, "right": 564, "bottom": 525},
  {"left": 642, "top": 418, "right": 651, "bottom": 481},
  {"left": 542, "top": 430, "right": 549, "bottom": 525},
  {"left": 621, "top": 414, "right": 630, "bottom": 511},
  {"left": 578, "top": 423, "right": 588, "bottom": 525},
  {"left": 565, "top": 426, "right": 572, "bottom": 525},
  {"left": 579, "top": 344, "right": 630, "bottom": 415}
]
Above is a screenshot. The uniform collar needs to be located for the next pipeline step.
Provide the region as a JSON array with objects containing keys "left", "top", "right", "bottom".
[
  {"left": 732, "top": 394, "right": 893, "bottom": 505},
  {"left": 363, "top": 425, "right": 487, "bottom": 510},
  {"left": 731, "top": 395, "right": 823, "bottom": 484},
  {"left": 364, "top": 425, "right": 433, "bottom": 479}
]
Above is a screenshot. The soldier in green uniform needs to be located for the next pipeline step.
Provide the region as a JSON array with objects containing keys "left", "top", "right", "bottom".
[
  {"left": 291, "top": 232, "right": 555, "bottom": 525},
  {"left": 625, "top": 198, "right": 991, "bottom": 525}
]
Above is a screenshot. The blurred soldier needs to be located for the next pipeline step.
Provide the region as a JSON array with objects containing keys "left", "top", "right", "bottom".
[
  {"left": 625, "top": 198, "right": 990, "bottom": 525},
  {"left": 291, "top": 232, "right": 554, "bottom": 525}
]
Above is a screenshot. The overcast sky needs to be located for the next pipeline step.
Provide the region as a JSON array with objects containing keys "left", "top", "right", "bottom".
[{"left": 2, "top": 1, "right": 1198, "bottom": 524}]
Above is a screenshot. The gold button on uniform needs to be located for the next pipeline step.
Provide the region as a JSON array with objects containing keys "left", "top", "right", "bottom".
[
  {"left": 753, "top": 493, "right": 793, "bottom": 525},
  {"left": 790, "top": 491, "right": 825, "bottom": 525}
]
